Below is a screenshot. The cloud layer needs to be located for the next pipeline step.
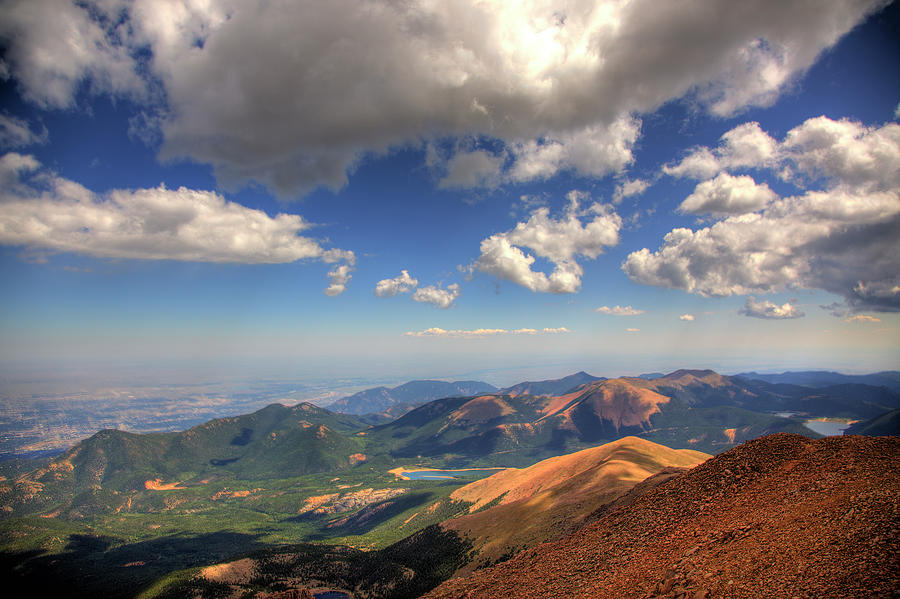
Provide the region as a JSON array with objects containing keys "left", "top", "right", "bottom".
[
  {"left": 0, "top": 0, "right": 887, "bottom": 195},
  {"left": 596, "top": 305, "right": 645, "bottom": 316},
  {"left": 405, "top": 326, "right": 570, "bottom": 338},
  {"left": 0, "top": 152, "right": 353, "bottom": 292},
  {"left": 626, "top": 117, "right": 900, "bottom": 312}
]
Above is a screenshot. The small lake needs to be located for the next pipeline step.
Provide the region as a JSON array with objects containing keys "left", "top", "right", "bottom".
[
  {"left": 402, "top": 468, "right": 506, "bottom": 480},
  {"left": 314, "top": 592, "right": 351, "bottom": 599},
  {"left": 803, "top": 419, "right": 852, "bottom": 436}
]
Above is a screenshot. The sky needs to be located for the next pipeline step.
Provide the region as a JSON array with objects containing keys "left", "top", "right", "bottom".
[{"left": 0, "top": 0, "right": 898, "bottom": 384}]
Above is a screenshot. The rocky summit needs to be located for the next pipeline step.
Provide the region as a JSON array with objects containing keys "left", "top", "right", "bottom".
[{"left": 424, "top": 434, "right": 900, "bottom": 599}]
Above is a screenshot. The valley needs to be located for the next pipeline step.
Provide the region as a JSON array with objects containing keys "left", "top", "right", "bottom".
[{"left": 1, "top": 368, "right": 898, "bottom": 598}]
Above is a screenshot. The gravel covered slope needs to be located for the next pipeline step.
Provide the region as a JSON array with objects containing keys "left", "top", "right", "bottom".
[{"left": 425, "top": 434, "right": 900, "bottom": 599}]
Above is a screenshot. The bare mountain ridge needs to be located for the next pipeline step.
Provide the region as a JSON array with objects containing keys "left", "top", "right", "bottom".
[{"left": 424, "top": 433, "right": 900, "bottom": 599}]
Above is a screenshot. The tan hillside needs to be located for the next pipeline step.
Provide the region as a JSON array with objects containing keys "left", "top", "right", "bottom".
[
  {"left": 426, "top": 434, "right": 900, "bottom": 598},
  {"left": 550, "top": 379, "right": 671, "bottom": 428},
  {"left": 443, "top": 437, "right": 710, "bottom": 574}
]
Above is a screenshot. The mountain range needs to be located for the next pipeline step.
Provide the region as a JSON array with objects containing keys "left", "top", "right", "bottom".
[{"left": 2, "top": 368, "right": 899, "bottom": 598}]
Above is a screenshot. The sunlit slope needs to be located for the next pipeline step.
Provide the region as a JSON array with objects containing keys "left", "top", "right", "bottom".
[{"left": 442, "top": 437, "right": 709, "bottom": 573}]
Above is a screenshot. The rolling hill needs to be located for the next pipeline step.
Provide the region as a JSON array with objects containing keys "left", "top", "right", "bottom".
[
  {"left": 0, "top": 402, "right": 369, "bottom": 518},
  {"left": 425, "top": 433, "right": 900, "bottom": 599}
]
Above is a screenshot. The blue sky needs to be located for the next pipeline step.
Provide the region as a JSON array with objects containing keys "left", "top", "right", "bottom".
[{"left": 0, "top": 0, "right": 898, "bottom": 383}]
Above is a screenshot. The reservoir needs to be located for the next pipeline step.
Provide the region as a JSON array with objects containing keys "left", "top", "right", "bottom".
[
  {"left": 401, "top": 468, "right": 506, "bottom": 480},
  {"left": 803, "top": 419, "right": 852, "bottom": 436}
]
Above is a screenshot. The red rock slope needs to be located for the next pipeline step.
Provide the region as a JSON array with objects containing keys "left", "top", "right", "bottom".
[{"left": 425, "top": 433, "right": 900, "bottom": 599}]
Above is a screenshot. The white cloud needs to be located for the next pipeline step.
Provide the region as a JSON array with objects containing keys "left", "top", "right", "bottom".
[
  {"left": 626, "top": 328, "right": 640, "bottom": 332},
  {"left": 739, "top": 297, "right": 804, "bottom": 319},
  {"left": 374, "top": 270, "right": 419, "bottom": 297},
  {"left": 0, "top": 0, "right": 885, "bottom": 195},
  {"left": 663, "top": 147, "right": 721, "bottom": 180},
  {"left": 412, "top": 283, "right": 460, "bottom": 309},
  {"left": 470, "top": 195, "right": 621, "bottom": 293},
  {"left": 679, "top": 314, "right": 695, "bottom": 321},
  {"left": 405, "top": 326, "right": 569, "bottom": 337},
  {"left": 629, "top": 117, "right": 900, "bottom": 312},
  {"left": 613, "top": 178, "right": 650, "bottom": 204},
  {"left": 596, "top": 305, "right": 645, "bottom": 316},
  {"left": 0, "top": 152, "right": 353, "bottom": 289},
  {"left": 0, "top": 0, "right": 145, "bottom": 108},
  {"left": 438, "top": 149, "right": 505, "bottom": 189},
  {"left": 506, "top": 118, "right": 641, "bottom": 184},
  {"left": 678, "top": 173, "right": 777, "bottom": 216},
  {"left": 434, "top": 117, "right": 640, "bottom": 190},
  {"left": 0, "top": 151, "right": 41, "bottom": 188},
  {"left": 664, "top": 122, "right": 779, "bottom": 179},
  {"left": 782, "top": 117, "right": 900, "bottom": 192},
  {"left": 0, "top": 114, "right": 47, "bottom": 148},
  {"left": 324, "top": 264, "right": 353, "bottom": 296}
]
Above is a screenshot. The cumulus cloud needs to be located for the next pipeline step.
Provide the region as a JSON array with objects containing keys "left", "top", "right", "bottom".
[
  {"left": 678, "top": 173, "right": 777, "bottom": 216},
  {"left": 739, "top": 297, "right": 804, "bottom": 319},
  {"left": 596, "top": 305, "right": 645, "bottom": 316},
  {"left": 782, "top": 116, "right": 900, "bottom": 192},
  {"left": 0, "top": 152, "right": 353, "bottom": 290},
  {"left": 679, "top": 314, "right": 695, "bottom": 321},
  {"left": 469, "top": 193, "right": 621, "bottom": 293},
  {"left": 664, "top": 122, "right": 779, "bottom": 178},
  {"left": 374, "top": 270, "right": 419, "bottom": 297},
  {"left": 628, "top": 116, "right": 900, "bottom": 312},
  {"left": 324, "top": 264, "right": 354, "bottom": 296},
  {"left": 405, "top": 326, "right": 569, "bottom": 337},
  {"left": 0, "top": 0, "right": 886, "bottom": 195},
  {"left": 614, "top": 178, "right": 651, "bottom": 204},
  {"left": 0, "top": 114, "right": 47, "bottom": 149},
  {"left": 412, "top": 283, "right": 460, "bottom": 309},
  {"left": 626, "top": 328, "right": 640, "bottom": 332}
]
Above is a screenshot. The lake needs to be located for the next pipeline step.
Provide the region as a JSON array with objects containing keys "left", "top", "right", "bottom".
[
  {"left": 401, "top": 468, "right": 506, "bottom": 480},
  {"left": 803, "top": 419, "right": 852, "bottom": 436}
]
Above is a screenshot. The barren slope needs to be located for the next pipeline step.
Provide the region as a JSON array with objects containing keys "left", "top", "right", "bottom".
[
  {"left": 426, "top": 434, "right": 900, "bottom": 599},
  {"left": 443, "top": 437, "right": 709, "bottom": 573}
]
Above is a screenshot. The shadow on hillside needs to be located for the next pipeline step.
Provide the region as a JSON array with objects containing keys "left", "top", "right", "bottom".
[{"left": 0, "top": 530, "right": 266, "bottom": 599}]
